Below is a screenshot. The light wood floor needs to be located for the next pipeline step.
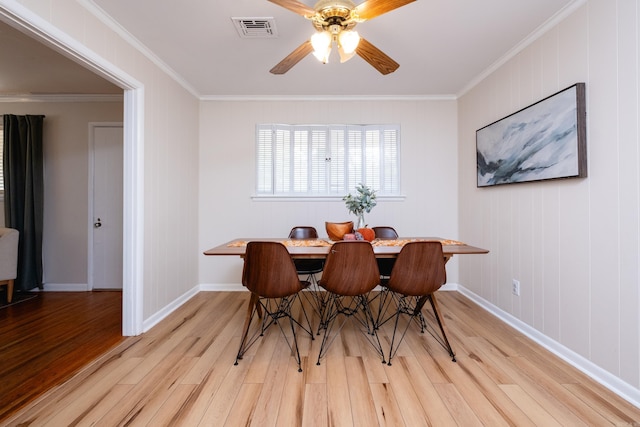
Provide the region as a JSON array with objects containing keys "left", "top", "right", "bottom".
[{"left": 5, "top": 291, "right": 640, "bottom": 426}]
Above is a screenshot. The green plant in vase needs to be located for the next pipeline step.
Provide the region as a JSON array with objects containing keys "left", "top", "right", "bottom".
[{"left": 343, "top": 183, "right": 377, "bottom": 236}]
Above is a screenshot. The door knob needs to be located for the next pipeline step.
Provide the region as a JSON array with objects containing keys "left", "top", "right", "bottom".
[{"left": 94, "top": 218, "right": 102, "bottom": 228}]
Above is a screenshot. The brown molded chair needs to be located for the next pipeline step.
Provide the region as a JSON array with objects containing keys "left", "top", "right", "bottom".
[
  {"left": 288, "top": 226, "right": 325, "bottom": 316},
  {"left": 316, "top": 241, "right": 385, "bottom": 365},
  {"left": 288, "top": 226, "right": 324, "bottom": 282},
  {"left": 235, "top": 241, "right": 314, "bottom": 372},
  {"left": 372, "top": 226, "right": 399, "bottom": 239},
  {"left": 377, "top": 241, "right": 456, "bottom": 365},
  {"left": 372, "top": 226, "right": 399, "bottom": 279}
]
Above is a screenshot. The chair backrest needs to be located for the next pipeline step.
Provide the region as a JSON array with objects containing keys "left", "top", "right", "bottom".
[
  {"left": 386, "top": 241, "right": 446, "bottom": 296},
  {"left": 242, "top": 241, "right": 306, "bottom": 298},
  {"left": 0, "top": 228, "right": 19, "bottom": 280},
  {"left": 319, "top": 241, "right": 380, "bottom": 296},
  {"left": 372, "top": 226, "right": 399, "bottom": 240},
  {"left": 288, "top": 226, "right": 319, "bottom": 239}
]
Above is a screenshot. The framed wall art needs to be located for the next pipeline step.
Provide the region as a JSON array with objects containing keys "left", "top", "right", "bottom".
[{"left": 476, "top": 83, "right": 587, "bottom": 187}]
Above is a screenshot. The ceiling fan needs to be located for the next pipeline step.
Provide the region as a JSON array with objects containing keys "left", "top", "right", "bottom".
[{"left": 268, "top": 0, "right": 416, "bottom": 75}]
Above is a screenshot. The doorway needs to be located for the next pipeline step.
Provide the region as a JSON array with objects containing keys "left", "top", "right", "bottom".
[{"left": 0, "top": 7, "right": 144, "bottom": 335}]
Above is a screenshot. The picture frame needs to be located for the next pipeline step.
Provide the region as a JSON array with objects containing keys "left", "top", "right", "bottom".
[{"left": 476, "top": 83, "right": 587, "bottom": 187}]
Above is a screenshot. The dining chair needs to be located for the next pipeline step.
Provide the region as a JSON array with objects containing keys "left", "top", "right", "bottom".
[
  {"left": 288, "top": 226, "right": 325, "bottom": 315},
  {"left": 372, "top": 226, "right": 399, "bottom": 279},
  {"left": 372, "top": 226, "right": 399, "bottom": 240},
  {"left": 234, "top": 241, "right": 314, "bottom": 372},
  {"left": 316, "top": 241, "right": 385, "bottom": 365},
  {"left": 288, "top": 226, "right": 324, "bottom": 283},
  {"left": 376, "top": 241, "right": 456, "bottom": 365}
]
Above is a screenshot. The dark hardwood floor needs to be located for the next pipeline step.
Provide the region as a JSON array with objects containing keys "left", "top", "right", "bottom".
[{"left": 0, "top": 291, "right": 122, "bottom": 422}]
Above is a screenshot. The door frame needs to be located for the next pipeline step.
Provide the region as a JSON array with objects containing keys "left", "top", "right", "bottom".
[
  {"left": 0, "top": 5, "right": 145, "bottom": 335},
  {"left": 88, "top": 122, "right": 124, "bottom": 291}
]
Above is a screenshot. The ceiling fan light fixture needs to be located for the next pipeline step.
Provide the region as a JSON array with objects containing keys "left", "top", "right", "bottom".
[
  {"left": 338, "top": 30, "right": 359, "bottom": 54},
  {"left": 311, "top": 31, "right": 332, "bottom": 63}
]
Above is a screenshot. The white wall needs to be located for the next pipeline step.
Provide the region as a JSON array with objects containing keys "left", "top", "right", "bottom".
[
  {"left": 6, "top": 0, "right": 202, "bottom": 323},
  {"left": 458, "top": 0, "right": 640, "bottom": 396},
  {"left": 199, "top": 99, "right": 461, "bottom": 287},
  {"left": 0, "top": 101, "right": 123, "bottom": 285}
]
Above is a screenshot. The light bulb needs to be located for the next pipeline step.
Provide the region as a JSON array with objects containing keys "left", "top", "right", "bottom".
[
  {"left": 311, "top": 31, "right": 332, "bottom": 63},
  {"left": 338, "top": 30, "right": 360, "bottom": 54}
]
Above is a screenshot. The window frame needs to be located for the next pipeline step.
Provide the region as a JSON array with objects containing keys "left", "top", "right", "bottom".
[{"left": 254, "top": 123, "right": 401, "bottom": 199}]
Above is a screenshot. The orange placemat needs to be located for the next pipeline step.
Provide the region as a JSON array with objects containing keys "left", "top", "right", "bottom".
[
  {"left": 227, "top": 239, "right": 332, "bottom": 247},
  {"left": 372, "top": 238, "right": 466, "bottom": 247}
]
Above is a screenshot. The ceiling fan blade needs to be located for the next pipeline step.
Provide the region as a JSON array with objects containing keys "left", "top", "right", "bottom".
[
  {"left": 270, "top": 40, "right": 314, "bottom": 74},
  {"left": 268, "top": 0, "right": 316, "bottom": 17},
  {"left": 355, "top": 37, "right": 399, "bottom": 75},
  {"left": 353, "top": 0, "right": 416, "bottom": 21}
]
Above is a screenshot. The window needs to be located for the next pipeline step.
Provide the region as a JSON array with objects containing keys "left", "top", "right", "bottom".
[{"left": 256, "top": 124, "right": 400, "bottom": 197}]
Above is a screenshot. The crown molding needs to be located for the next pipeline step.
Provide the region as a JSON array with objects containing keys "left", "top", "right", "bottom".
[
  {"left": 457, "top": 0, "right": 588, "bottom": 98},
  {"left": 78, "top": 0, "right": 200, "bottom": 99},
  {"left": 0, "top": 94, "right": 123, "bottom": 103},
  {"left": 200, "top": 94, "right": 458, "bottom": 102}
]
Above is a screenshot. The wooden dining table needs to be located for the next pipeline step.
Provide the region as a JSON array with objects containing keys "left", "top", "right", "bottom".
[{"left": 203, "top": 237, "right": 489, "bottom": 263}]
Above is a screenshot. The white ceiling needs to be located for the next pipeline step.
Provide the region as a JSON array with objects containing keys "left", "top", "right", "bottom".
[{"left": 1, "top": 0, "right": 579, "bottom": 98}]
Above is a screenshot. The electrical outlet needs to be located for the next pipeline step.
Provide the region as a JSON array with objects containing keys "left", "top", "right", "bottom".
[{"left": 512, "top": 279, "right": 520, "bottom": 296}]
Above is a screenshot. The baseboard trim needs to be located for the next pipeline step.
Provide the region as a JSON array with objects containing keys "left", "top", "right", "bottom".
[
  {"left": 40, "top": 283, "right": 90, "bottom": 291},
  {"left": 457, "top": 285, "right": 640, "bottom": 409},
  {"left": 141, "top": 285, "right": 200, "bottom": 333}
]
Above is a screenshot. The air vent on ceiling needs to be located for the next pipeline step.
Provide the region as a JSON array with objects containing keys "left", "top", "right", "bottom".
[{"left": 232, "top": 17, "right": 278, "bottom": 38}]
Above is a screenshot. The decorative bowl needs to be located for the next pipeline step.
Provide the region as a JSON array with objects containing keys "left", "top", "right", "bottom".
[{"left": 325, "top": 221, "right": 353, "bottom": 241}]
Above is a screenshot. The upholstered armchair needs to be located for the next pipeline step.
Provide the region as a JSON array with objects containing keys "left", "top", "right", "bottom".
[{"left": 0, "top": 227, "right": 19, "bottom": 303}]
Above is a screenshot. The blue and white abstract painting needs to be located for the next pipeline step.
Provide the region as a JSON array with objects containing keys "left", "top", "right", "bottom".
[{"left": 476, "top": 84, "right": 585, "bottom": 187}]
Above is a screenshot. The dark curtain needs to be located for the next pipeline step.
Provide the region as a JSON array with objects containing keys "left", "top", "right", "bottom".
[{"left": 3, "top": 114, "right": 45, "bottom": 291}]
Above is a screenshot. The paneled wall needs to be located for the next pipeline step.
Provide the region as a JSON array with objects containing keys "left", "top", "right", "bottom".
[
  {"left": 8, "top": 0, "right": 202, "bottom": 324},
  {"left": 458, "top": 0, "right": 640, "bottom": 395},
  {"left": 198, "top": 99, "right": 461, "bottom": 287}
]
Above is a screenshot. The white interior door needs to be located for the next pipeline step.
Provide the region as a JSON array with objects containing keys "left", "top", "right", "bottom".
[{"left": 90, "top": 123, "right": 123, "bottom": 290}]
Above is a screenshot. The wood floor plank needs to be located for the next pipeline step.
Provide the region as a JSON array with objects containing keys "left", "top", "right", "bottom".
[
  {"left": 432, "top": 383, "right": 483, "bottom": 426},
  {"left": 147, "top": 384, "right": 198, "bottom": 427},
  {"left": 38, "top": 357, "right": 143, "bottom": 426},
  {"left": 301, "top": 383, "right": 328, "bottom": 427},
  {"left": 369, "top": 382, "right": 406, "bottom": 427},
  {"left": 0, "top": 291, "right": 122, "bottom": 421},
  {"left": 374, "top": 356, "right": 430, "bottom": 426},
  {"left": 71, "top": 384, "right": 134, "bottom": 427},
  {"left": 391, "top": 356, "right": 457, "bottom": 426},
  {"left": 509, "top": 355, "right": 615, "bottom": 425},
  {"left": 276, "top": 351, "right": 307, "bottom": 426},
  {"left": 221, "top": 382, "right": 263, "bottom": 426},
  {"left": 563, "top": 382, "right": 640, "bottom": 426},
  {"left": 169, "top": 336, "right": 244, "bottom": 425},
  {"left": 197, "top": 362, "right": 251, "bottom": 426},
  {"left": 180, "top": 303, "right": 247, "bottom": 384},
  {"left": 249, "top": 336, "right": 294, "bottom": 427},
  {"left": 435, "top": 357, "right": 511, "bottom": 426},
  {"left": 499, "top": 384, "right": 564, "bottom": 426},
  {"left": 4, "top": 291, "right": 640, "bottom": 426},
  {"left": 495, "top": 355, "right": 591, "bottom": 426},
  {"left": 326, "top": 354, "right": 354, "bottom": 427},
  {"left": 345, "top": 356, "right": 379, "bottom": 427}
]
